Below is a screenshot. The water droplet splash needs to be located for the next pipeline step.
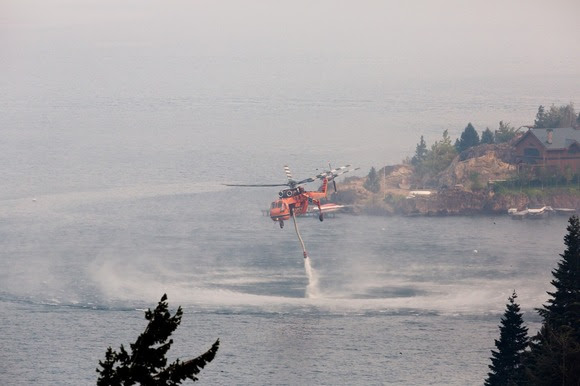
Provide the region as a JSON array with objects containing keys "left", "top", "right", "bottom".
[{"left": 304, "top": 256, "right": 320, "bottom": 298}]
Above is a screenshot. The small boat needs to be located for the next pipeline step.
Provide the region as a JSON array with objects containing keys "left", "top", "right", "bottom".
[
  {"left": 509, "top": 209, "right": 528, "bottom": 220},
  {"left": 527, "top": 206, "right": 554, "bottom": 219},
  {"left": 554, "top": 208, "right": 577, "bottom": 216},
  {"left": 509, "top": 206, "right": 555, "bottom": 219}
]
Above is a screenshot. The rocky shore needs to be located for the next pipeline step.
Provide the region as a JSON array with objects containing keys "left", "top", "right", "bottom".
[{"left": 333, "top": 144, "right": 580, "bottom": 216}]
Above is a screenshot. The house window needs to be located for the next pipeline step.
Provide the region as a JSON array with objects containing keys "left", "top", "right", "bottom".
[
  {"left": 524, "top": 147, "right": 540, "bottom": 157},
  {"left": 522, "top": 147, "right": 540, "bottom": 164}
]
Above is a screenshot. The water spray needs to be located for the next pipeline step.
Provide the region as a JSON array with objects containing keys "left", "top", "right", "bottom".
[
  {"left": 304, "top": 256, "right": 320, "bottom": 298},
  {"left": 290, "top": 209, "right": 321, "bottom": 297}
]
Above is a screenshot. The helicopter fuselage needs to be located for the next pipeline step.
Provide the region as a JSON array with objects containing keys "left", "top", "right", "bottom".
[{"left": 269, "top": 179, "right": 328, "bottom": 223}]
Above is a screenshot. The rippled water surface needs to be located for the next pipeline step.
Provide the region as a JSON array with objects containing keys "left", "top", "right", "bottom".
[
  {"left": 2, "top": 4, "right": 579, "bottom": 382},
  {"left": 0, "top": 182, "right": 571, "bottom": 384}
]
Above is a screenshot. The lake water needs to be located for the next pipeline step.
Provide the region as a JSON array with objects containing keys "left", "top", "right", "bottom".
[
  {"left": 0, "top": 176, "right": 573, "bottom": 385},
  {"left": 2, "top": 3, "right": 580, "bottom": 383}
]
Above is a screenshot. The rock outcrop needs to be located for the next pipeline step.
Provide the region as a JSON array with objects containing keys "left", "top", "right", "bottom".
[
  {"left": 335, "top": 143, "right": 580, "bottom": 216},
  {"left": 439, "top": 143, "right": 516, "bottom": 190}
]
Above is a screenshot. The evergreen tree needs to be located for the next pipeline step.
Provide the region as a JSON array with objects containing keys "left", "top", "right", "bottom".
[
  {"left": 534, "top": 105, "right": 548, "bottom": 128},
  {"left": 525, "top": 215, "right": 580, "bottom": 385},
  {"left": 560, "top": 104, "right": 577, "bottom": 128},
  {"left": 97, "top": 294, "right": 220, "bottom": 385},
  {"left": 495, "top": 121, "right": 517, "bottom": 143},
  {"left": 485, "top": 291, "right": 529, "bottom": 386},
  {"left": 526, "top": 325, "right": 580, "bottom": 386},
  {"left": 419, "top": 129, "right": 457, "bottom": 176},
  {"left": 456, "top": 123, "right": 480, "bottom": 152},
  {"left": 481, "top": 128, "right": 494, "bottom": 144},
  {"left": 363, "top": 166, "right": 381, "bottom": 193},
  {"left": 534, "top": 104, "right": 577, "bottom": 128},
  {"left": 411, "top": 135, "right": 428, "bottom": 166},
  {"left": 538, "top": 215, "right": 580, "bottom": 333}
]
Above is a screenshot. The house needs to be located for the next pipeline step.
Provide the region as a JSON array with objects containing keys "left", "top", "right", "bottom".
[{"left": 513, "top": 127, "right": 580, "bottom": 174}]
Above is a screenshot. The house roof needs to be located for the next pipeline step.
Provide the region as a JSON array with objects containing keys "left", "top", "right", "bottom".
[{"left": 520, "top": 127, "right": 580, "bottom": 150}]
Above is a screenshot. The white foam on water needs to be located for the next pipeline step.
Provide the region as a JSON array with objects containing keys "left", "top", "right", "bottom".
[{"left": 86, "top": 247, "right": 553, "bottom": 315}]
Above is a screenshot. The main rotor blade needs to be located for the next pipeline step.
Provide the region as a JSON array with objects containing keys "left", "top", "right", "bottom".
[
  {"left": 328, "top": 164, "right": 351, "bottom": 176},
  {"left": 284, "top": 165, "right": 293, "bottom": 181},
  {"left": 223, "top": 183, "right": 289, "bottom": 187},
  {"left": 294, "top": 176, "right": 317, "bottom": 185},
  {"left": 224, "top": 164, "right": 358, "bottom": 189},
  {"left": 283, "top": 165, "right": 299, "bottom": 187},
  {"left": 295, "top": 164, "right": 357, "bottom": 185},
  {"left": 329, "top": 165, "right": 359, "bottom": 179}
]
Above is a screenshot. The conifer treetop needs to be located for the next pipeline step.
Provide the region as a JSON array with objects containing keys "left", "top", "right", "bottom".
[{"left": 96, "top": 294, "right": 219, "bottom": 385}]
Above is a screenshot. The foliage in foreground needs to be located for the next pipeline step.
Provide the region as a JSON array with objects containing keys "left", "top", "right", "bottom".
[
  {"left": 486, "top": 215, "right": 580, "bottom": 385},
  {"left": 97, "top": 294, "right": 219, "bottom": 385},
  {"left": 484, "top": 291, "right": 528, "bottom": 386},
  {"left": 526, "top": 215, "right": 580, "bottom": 385}
]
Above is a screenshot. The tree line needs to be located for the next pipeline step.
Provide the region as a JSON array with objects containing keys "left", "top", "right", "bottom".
[
  {"left": 410, "top": 120, "right": 520, "bottom": 178},
  {"left": 485, "top": 215, "right": 580, "bottom": 385},
  {"left": 362, "top": 103, "right": 580, "bottom": 191}
]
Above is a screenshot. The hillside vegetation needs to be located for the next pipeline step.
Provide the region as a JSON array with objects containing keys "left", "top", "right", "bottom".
[{"left": 334, "top": 104, "right": 580, "bottom": 215}]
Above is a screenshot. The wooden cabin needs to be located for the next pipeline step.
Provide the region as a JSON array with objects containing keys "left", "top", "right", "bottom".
[{"left": 513, "top": 128, "right": 580, "bottom": 173}]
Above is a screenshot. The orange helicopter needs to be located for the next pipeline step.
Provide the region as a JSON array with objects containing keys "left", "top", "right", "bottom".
[
  {"left": 226, "top": 164, "right": 357, "bottom": 258},
  {"left": 226, "top": 164, "right": 356, "bottom": 229}
]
